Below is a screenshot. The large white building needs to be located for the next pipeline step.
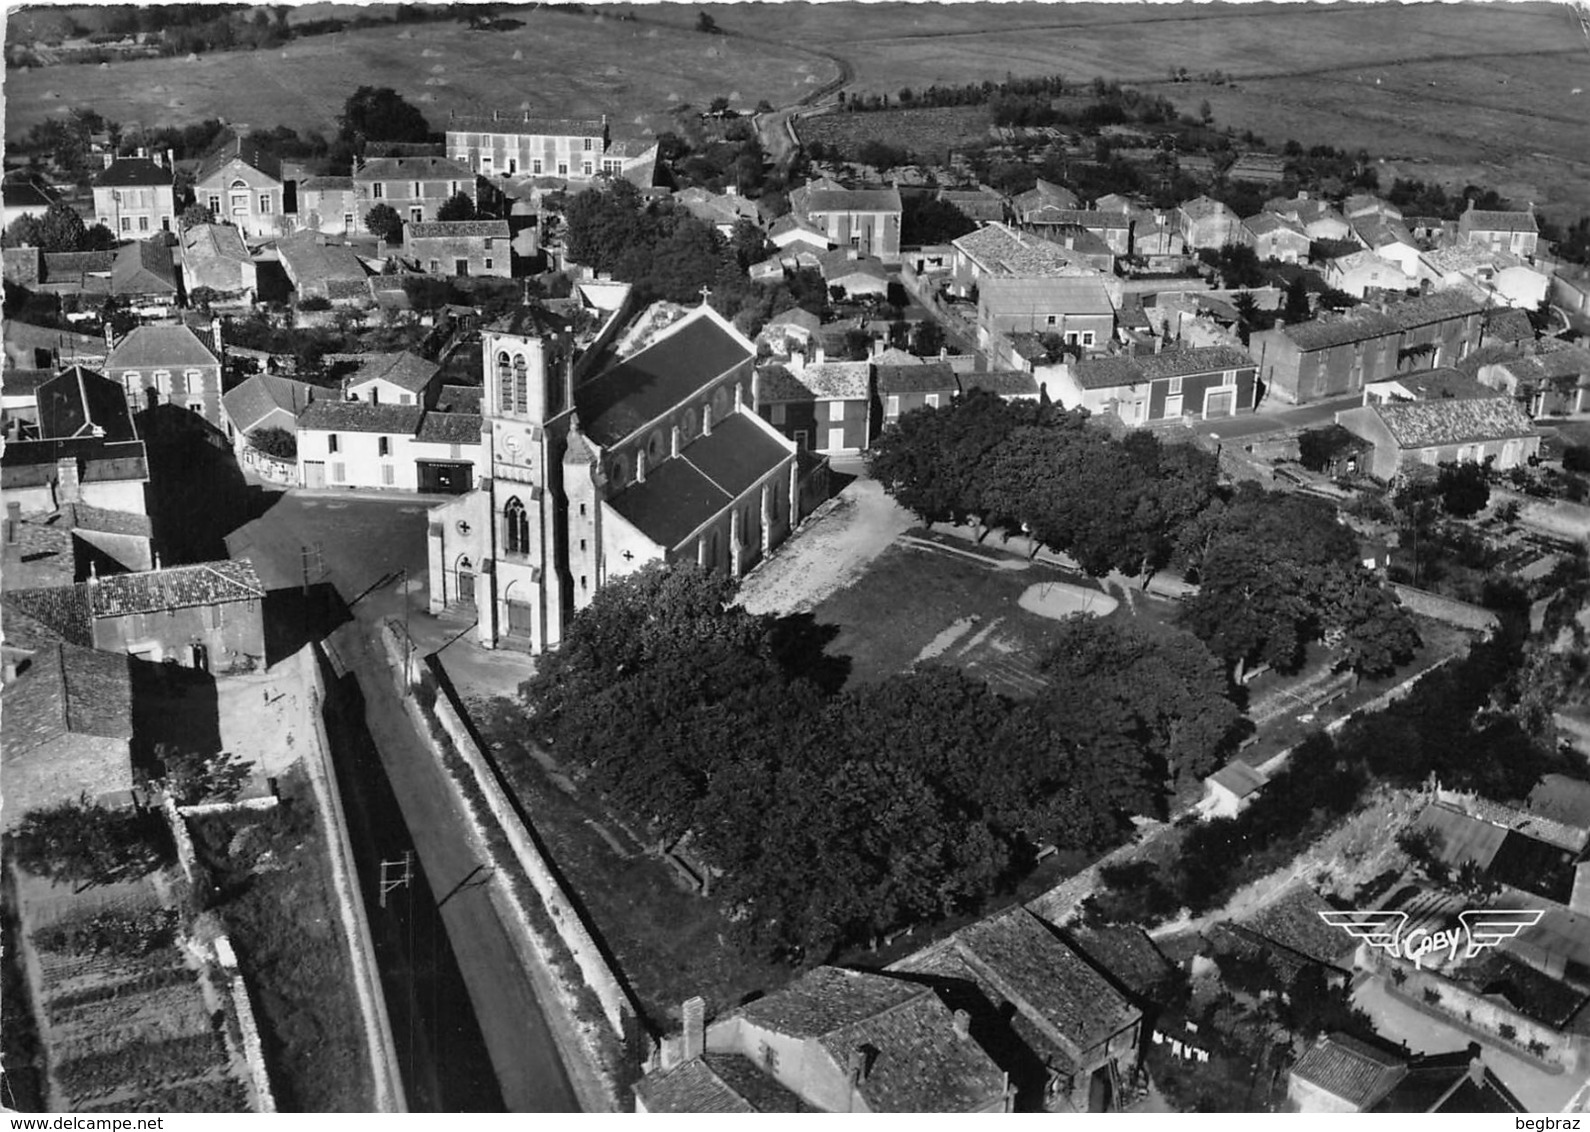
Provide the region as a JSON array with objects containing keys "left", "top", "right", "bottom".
[{"left": 426, "top": 299, "right": 813, "bottom": 652}]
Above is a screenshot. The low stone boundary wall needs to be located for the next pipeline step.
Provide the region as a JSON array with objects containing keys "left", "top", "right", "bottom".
[
  {"left": 214, "top": 935, "right": 278, "bottom": 1113},
  {"left": 301, "top": 647, "right": 408, "bottom": 1113},
  {"left": 1391, "top": 583, "right": 1500, "bottom": 635},
  {"left": 383, "top": 626, "right": 636, "bottom": 1036}
]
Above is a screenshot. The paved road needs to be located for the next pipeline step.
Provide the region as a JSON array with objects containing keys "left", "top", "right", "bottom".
[
  {"left": 230, "top": 485, "right": 581, "bottom": 1112},
  {"left": 1202, "top": 393, "right": 1365, "bottom": 442},
  {"left": 331, "top": 614, "right": 579, "bottom": 1113}
]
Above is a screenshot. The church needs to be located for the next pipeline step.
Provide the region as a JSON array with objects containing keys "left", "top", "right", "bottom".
[{"left": 426, "top": 297, "right": 812, "bottom": 652}]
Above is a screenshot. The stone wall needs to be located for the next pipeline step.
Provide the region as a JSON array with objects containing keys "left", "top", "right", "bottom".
[{"left": 1390, "top": 584, "right": 1500, "bottom": 635}]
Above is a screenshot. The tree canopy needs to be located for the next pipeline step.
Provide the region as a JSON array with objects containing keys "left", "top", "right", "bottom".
[
  {"left": 364, "top": 203, "right": 402, "bottom": 244},
  {"left": 338, "top": 86, "right": 432, "bottom": 149},
  {"left": 435, "top": 192, "right": 477, "bottom": 222}
]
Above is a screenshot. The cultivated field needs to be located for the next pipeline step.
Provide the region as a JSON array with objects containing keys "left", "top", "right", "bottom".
[
  {"left": 797, "top": 105, "right": 994, "bottom": 161},
  {"left": 2, "top": 5, "right": 821, "bottom": 142},
  {"left": 698, "top": 0, "right": 1590, "bottom": 216}
]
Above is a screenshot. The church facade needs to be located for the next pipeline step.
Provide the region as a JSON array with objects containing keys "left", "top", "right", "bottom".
[{"left": 426, "top": 301, "right": 806, "bottom": 653}]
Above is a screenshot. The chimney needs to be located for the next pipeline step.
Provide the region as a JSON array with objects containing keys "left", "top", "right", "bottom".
[
  {"left": 1467, "top": 1044, "right": 1485, "bottom": 1087},
  {"left": 1, "top": 658, "right": 15, "bottom": 685},
  {"left": 733, "top": 381, "right": 743, "bottom": 412},
  {"left": 702, "top": 402, "right": 714, "bottom": 437},
  {"left": 681, "top": 997, "right": 706, "bottom": 1060},
  {"left": 211, "top": 315, "right": 224, "bottom": 357},
  {"left": 671, "top": 424, "right": 681, "bottom": 457},
  {"left": 136, "top": 146, "right": 147, "bottom": 159},
  {"left": 813, "top": 342, "right": 826, "bottom": 365},
  {"left": 54, "top": 458, "right": 81, "bottom": 506},
  {"left": 1274, "top": 318, "right": 1286, "bottom": 331},
  {"left": 5, "top": 502, "right": 20, "bottom": 546},
  {"left": 167, "top": 148, "right": 175, "bottom": 171},
  {"left": 102, "top": 153, "right": 114, "bottom": 170},
  {"left": 636, "top": 449, "right": 648, "bottom": 484},
  {"left": 952, "top": 1009, "right": 971, "bottom": 1039}
]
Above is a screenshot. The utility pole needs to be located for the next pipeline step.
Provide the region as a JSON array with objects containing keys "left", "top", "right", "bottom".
[{"left": 378, "top": 851, "right": 413, "bottom": 909}]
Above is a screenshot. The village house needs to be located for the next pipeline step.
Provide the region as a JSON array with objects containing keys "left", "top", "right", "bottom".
[
  {"left": 635, "top": 970, "right": 1013, "bottom": 1113},
  {"left": 768, "top": 214, "right": 830, "bottom": 257},
  {"left": 1418, "top": 243, "right": 1549, "bottom": 310},
  {"left": 426, "top": 298, "right": 816, "bottom": 653},
  {"left": 1333, "top": 394, "right": 1540, "bottom": 480},
  {"left": 195, "top": 134, "right": 285, "bottom": 240},
  {"left": 343, "top": 350, "right": 442, "bottom": 408},
  {"left": 1350, "top": 215, "right": 1422, "bottom": 277},
  {"left": 180, "top": 222, "right": 257, "bottom": 301},
  {"left": 221, "top": 371, "right": 317, "bottom": 482},
  {"left": 1176, "top": 196, "right": 1240, "bottom": 251},
  {"left": 1131, "top": 216, "right": 1187, "bottom": 267},
  {"left": 1056, "top": 345, "right": 1257, "bottom": 425},
  {"left": 34, "top": 250, "right": 115, "bottom": 298},
  {"left": 752, "top": 358, "right": 871, "bottom": 454},
  {"left": 938, "top": 185, "right": 1005, "bottom": 226},
  {"left": 446, "top": 112, "right": 610, "bottom": 179},
  {"left": 1, "top": 368, "right": 149, "bottom": 517},
  {"left": 104, "top": 324, "right": 224, "bottom": 426},
  {"left": 1361, "top": 366, "right": 1495, "bottom": 406},
  {"left": 1198, "top": 760, "right": 1268, "bottom": 819},
  {"left": 1239, "top": 213, "right": 1310, "bottom": 264},
  {"left": 673, "top": 186, "right": 762, "bottom": 237},
  {"left": 876, "top": 360, "right": 959, "bottom": 428},
  {"left": 1288, "top": 1034, "right": 1523, "bottom": 1114},
  {"left": 1216, "top": 885, "right": 1360, "bottom": 991},
  {"left": 894, "top": 907, "right": 1144, "bottom": 1112},
  {"left": 5, "top": 559, "right": 267, "bottom": 673},
  {"left": 1248, "top": 290, "right": 1488, "bottom": 404},
  {"left": 111, "top": 240, "right": 179, "bottom": 311},
  {"left": 405, "top": 219, "right": 513, "bottom": 278},
  {"left": 91, "top": 152, "right": 176, "bottom": 238},
  {"left": 978, "top": 275, "right": 1116, "bottom": 358},
  {"left": 1324, "top": 249, "right": 1415, "bottom": 299},
  {"left": 296, "top": 400, "right": 484, "bottom": 494},
  {"left": 1263, "top": 194, "right": 1351, "bottom": 242},
  {"left": 1344, "top": 194, "right": 1403, "bottom": 222},
  {"left": 0, "top": 642, "right": 134, "bottom": 827},
  {"left": 1554, "top": 265, "right": 1590, "bottom": 319},
  {"left": 790, "top": 179, "right": 903, "bottom": 263},
  {"left": 1458, "top": 201, "right": 1539, "bottom": 258},
  {"left": 1477, "top": 343, "right": 1590, "bottom": 417},
  {"left": 1019, "top": 207, "right": 1131, "bottom": 256},
  {"left": 818, "top": 249, "right": 889, "bottom": 300},
  {"left": 1013, "top": 178, "right": 1081, "bottom": 218},
  {"left": 353, "top": 155, "right": 477, "bottom": 228},
  {"left": 297, "top": 175, "right": 358, "bottom": 236},
  {"left": 276, "top": 231, "right": 370, "bottom": 306},
  {"left": 950, "top": 222, "right": 1116, "bottom": 297}
]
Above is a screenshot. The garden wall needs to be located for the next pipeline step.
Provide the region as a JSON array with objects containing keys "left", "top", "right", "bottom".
[
  {"left": 1382, "top": 956, "right": 1570, "bottom": 1071},
  {"left": 1390, "top": 584, "right": 1500, "bottom": 635}
]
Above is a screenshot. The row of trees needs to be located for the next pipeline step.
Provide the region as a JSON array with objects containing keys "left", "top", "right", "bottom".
[
  {"left": 519, "top": 562, "right": 1242, "bottom": 959},
  {"left": 1, "top": 201, "right": 117, "bottom": 253},
  {"left": 868, "top": 392, "right": 1420, "bottom": 682}
]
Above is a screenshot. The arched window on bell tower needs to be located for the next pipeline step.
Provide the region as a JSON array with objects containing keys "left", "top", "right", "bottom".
[
  {"left": 513, "top": 354, "right": 528, "bottom": 415},
  {"left": 496, "top": 351, "right": 513, "bottom": 414},
  {"left": 504, "top": 496, "right": 529, "bottom": 555}
]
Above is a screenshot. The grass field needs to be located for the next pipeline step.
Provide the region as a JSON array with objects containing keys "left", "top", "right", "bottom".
[
  {"left": 811, "top": 531, "right": 1177, "bottom": 696},
  {"left": 2, "top": 4, "right": 822, "bottom": 142},
  {"left": 703, "top": 0, "right": 1590, "bottom": 216},
  {"left": 798, "top": 104, "right": 993, "bottom": 161}
]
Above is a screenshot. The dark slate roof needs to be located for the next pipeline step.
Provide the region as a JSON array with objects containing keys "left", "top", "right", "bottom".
[
  {"left": 951, "top": 908, "right": 1139, "bottom": 1052},
  {"left": 1236, "top": 885, "right": 1357, "bottom": 969},
  {"left": 876, "top": 360, "right": 957, "bottom": 396},
  {"left": 1464, "top": 949, "right": 1590, "bottom": 1029},
  {"left": 732, "top": 966, "right": 1007, "bottom": 1112},
  {"left": 1290, "top": 1033, "right": 1408, "bottom": 1109},
  {"left": 221, "top": 373, "right": 318, "bottom": 433},
  {"left": 436, "top": 383, "right": 483, "bottom": 414},
  {"left": 297, "top": 400, "right": 424, "bottom": 435},
  {"left": 300, "top": 174, "right": 355, "bottom": 192},
  {"left": 1373, "top": 1050, "right": 1525, "bottom": 1113},
  {"left": 1483, "top": 308, "right": 1536, "bottom": 346},
  {"left": 957, "top": 370, "right": 1039, "bottom": 397},
  {"left": 797, "top": 185, "right": 903, "bottom": 214},
  {"left": 575, "top": 310, "right": 752, "bottom": 447},
  {"left": 346, "top": 351, "right": 440, "bottom": 394},
  {"left": 633, "top": 1058, "right": 755, "bottom": 1113},
  {"left": 415, "top": 412, "right": 483, "bottom": 444},
  {"left": 37, "top": 366, "right": 138, "bottom": 442},
  {"left": 276, "top": 233, "right": 367, "bottom": 287},
  {"left": 700, "top": 1055, "right": 810, "bottom": 1112},
  {"left": 448, "top": 112, "right": 606, "bottom": 138},
  {"left": 486, "top": 303, "right": 570, "bottom": 339},
  {"left": 606, "top": 412, "right": 788, "bottom": 549},
  {"left": 92, "top": 157, "right": 173, "bottom": 188},
  {"left": 196, "top": 133, "right": 282, "bottom": 184},
  {"left": 112, "top": 239, "right": 177, "bottom": 295},
  {"left": 1024, "top": 206, "right": 1129, "bottom": 230},
  {"left": 42, "top": 250, "right": 115, "bottom": 280},
  {"left": 354, "top": 155, "right": 474, "bottom": 183},
  {"left": 89, "top": 560, "right": 263, "bottom": 617},
  {"left": 106, "top": 325, "right": 218, "bottom": 371},
  {"left": 65, "top": 502, "right": 151, "bottom": 537},
  {"left": 0, "top": 642, "right": 133, "bottom": 756},
  {"left": 1373, "top": 397, "right": 1537, "bottom": 450},
  {"left": 406, "top": 219, "right": 511, "bottom": 240},
  {"left": 0, "top": 437, "right": 149, "bottom": 487},
  {"left": 3, "top": 585, "right": 93, "bottom": 648}
]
